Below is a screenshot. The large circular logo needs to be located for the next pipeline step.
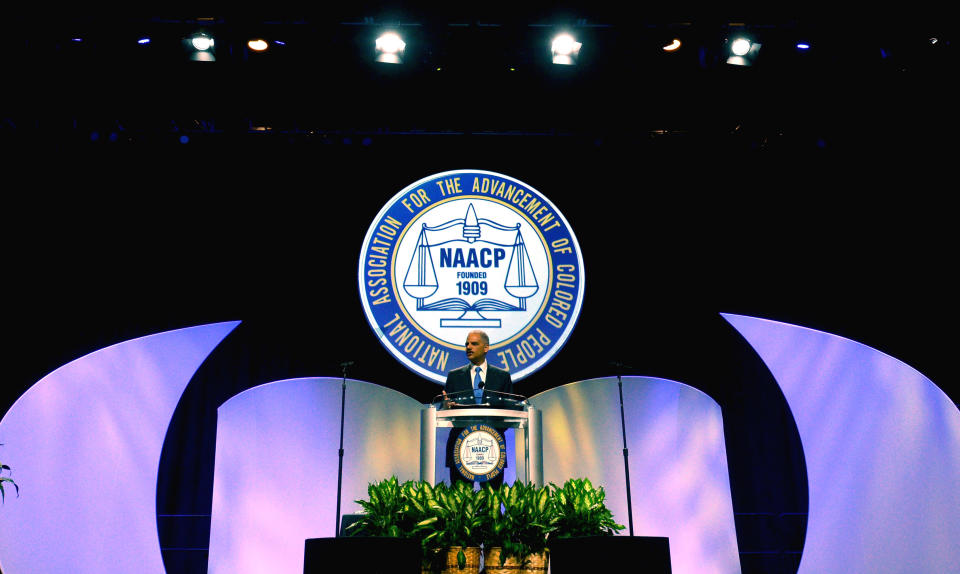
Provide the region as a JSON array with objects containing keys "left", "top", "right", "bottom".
[
  {"left": 453, "top": 425, "right": 507, "bottom": 482},
  {"left": 358, "top": 169, "right": 584, "bottom": 384}
]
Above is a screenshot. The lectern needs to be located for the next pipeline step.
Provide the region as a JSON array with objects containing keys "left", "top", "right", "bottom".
[{"left": 420, "top": 396, "right": 543, "bottom": 485}]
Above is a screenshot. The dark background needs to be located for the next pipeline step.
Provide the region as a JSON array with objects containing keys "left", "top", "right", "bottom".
[{"left": 2, "top": 11, "right": 955, "bottom": 574}]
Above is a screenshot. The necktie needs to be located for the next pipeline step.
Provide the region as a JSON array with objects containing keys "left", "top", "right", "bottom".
[{"left": 474, "top": 366, "right": 483, "bottom": 404}]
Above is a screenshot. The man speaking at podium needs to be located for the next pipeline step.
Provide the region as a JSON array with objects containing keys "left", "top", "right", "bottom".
[{"left": 443, "top": 329, "right": 514, "bottom": 488}]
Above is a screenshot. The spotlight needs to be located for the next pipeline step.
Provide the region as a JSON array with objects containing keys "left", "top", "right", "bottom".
[
  {"left": 731, "top": 38, "right": 752, "bottom": 56},
  {"left": 187, "top": 32, "right": 216, "bottom": 61},
  {"left": 663, "top": 38, "right": 682, "bottom": 52},
  {"left": 192, "top": 35, "right": 214, "bottom": 51},
  {"left": 551, "top": 33, "right": 581, "bottom": 65},
  {"left": 796, "top": 42, "right": 811, "bottom": 51},
  {"left": 375, "top": 32, "right": 406, "bottom": 64},
  {"left": 137, "top": 37, "right": 151, "bottom": 45},
  {"left": 248, "top": 39, "right": 269, "bottom": 52},
  {"left": 726, "top": 36, "right": 761, "bottom": 66}
]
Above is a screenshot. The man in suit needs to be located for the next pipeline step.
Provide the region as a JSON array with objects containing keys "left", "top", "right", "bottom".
[{"left": 443, "top": 329, "right": 514, "bottom": 488}]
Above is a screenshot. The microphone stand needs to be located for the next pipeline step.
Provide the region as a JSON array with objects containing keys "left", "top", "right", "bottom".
[
  {"left": 335, "top": 360, "right": 352, "bottom": 537},
  {"left": 613, "top": 361, "right": 635, "bottom": 537}
]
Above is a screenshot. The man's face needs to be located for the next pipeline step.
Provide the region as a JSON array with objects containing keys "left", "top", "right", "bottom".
[{"left": 465, "top": 332, "right": 489, "bottom": 365}]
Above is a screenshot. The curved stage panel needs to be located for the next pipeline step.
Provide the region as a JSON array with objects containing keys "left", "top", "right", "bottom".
[
  {"left": 724, "top": 313, "right": 960, "bottom": 574},
  {"left": 0, "top": 321, "right": 241, "bottom": 574},
  {"left": 530, "top": 377, "right": 741, "bottom": 574},
  {"left": 206, "top": 378, "right": 423, "bottom": 574}
]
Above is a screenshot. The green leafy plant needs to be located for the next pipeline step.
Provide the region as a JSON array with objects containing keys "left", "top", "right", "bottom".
[
  {"left": 344, "top": 476, "right": 624, "bottom": 572},
  {"left": 415, "top": 481, "right": 489, "bottom": 569},
  {"left": 481, "top": 482, "right": 555, "bottom": 567},
  {"left": 0, "top": 454, "right": 17, "bottom": 503},
  {"left": 346, "top": 478, "right": 488, "bottom": 571},
  {"left": 398, "top": 479, "right": 437, "bottom": 535},
  {"left": 345, "top": 476, "right": 406, "bottom": 537},
  {"left": 549, "top": 478, "right": 624, "bottom": 539},
  {"left": 400, "top": 479, "right": 448, "bottom": 571}
]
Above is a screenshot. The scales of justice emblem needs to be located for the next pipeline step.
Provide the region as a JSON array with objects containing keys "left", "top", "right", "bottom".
[{"left": 401, "top": 201, "right": 541, "bottom": 330}]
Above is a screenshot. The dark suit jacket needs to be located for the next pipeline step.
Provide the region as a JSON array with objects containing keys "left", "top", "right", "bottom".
[{"left": 443, "top": 362, "right": 514, "bottom": 468}]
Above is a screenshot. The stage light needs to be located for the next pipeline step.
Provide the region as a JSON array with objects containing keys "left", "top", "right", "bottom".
[
  {"left": 375, "top": 32, "right": 406, "bottom": 64},
  {"left": 248, "top": 39, "right": 268, "bottom": 52},
  {"left": 137, "top": 37, "right": 151, "bottom": 45},
  {"left": 726, "top": 36, "right": 761, "bottom": 66},
  {"left": 192, "top": 35, "right": 214, "bottom": 51},
  {"left": 796, "top": 42, "right": 811, "bottom": 50},
  {"left": 663, "top": 38, "right": 682, "bottom": 52},
  {"left": 187, "top": 32, "right": 216, "bottom": 62},
  {"left": 551, "top": 33, "right": 581, "bottom": 65},
  {"left": 731, "top": 38, "right": 752, "bottom": 56}
]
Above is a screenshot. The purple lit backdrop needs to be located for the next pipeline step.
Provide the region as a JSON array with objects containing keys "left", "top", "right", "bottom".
[
  {"left": 207, "top": 378, "right": 423, "bottom": 574},
  {"left": 0, "top": 321, "right": 240, "bottom": 574},
  {"left": 724, "top": 313, "right": 960, "bottom": 573}
]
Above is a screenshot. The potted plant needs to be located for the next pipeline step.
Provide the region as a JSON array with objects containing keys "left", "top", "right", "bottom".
[
  {"left": 547, "top": 478, "right": 627, "bottom": 574},
  {"left": 549, "top": 478, "right": 623, "bottom": 538},
  {"left": 481, "top": 482, "right": 554, "bottom": 574},
  {"left": 414, "top": 481, "right": 488, "bottom": 574},
  {"left": 345, "top": 475, "right": 407, "bottom": 537},
  {"left": 400, "top": 480, "right": 450, "bottom": 573}
]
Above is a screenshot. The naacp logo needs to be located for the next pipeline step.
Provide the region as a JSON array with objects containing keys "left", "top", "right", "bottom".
[
  {"left": 358, "top": 169, "right": 584, "bottom": 384},
  {"left": 453, "top": 425, "right": 506, "bottom": 482}
]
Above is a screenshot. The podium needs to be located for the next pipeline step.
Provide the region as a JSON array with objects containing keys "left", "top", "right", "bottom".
[{"left": 420, "top": 399, "right": 543, "bottom": 486}]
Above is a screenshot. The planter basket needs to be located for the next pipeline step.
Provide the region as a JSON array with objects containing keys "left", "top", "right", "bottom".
[
  {"left": 483, "top": 547, "right": 522, "bottom": 573},
  {"left": 439, "top": 546, "right": 481, "bottom": 574},
  {"left": 519, "top": 551, "right": 548, "bottom": 574},
  {"left": 483, "top": 548, "right": 548, "bottom": 574}
]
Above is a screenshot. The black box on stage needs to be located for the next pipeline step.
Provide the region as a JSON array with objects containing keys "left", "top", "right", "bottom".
[
  {"left": 303, "top": 537, "right": 420, "bottom": 574},
  {"left": 549, "top": 536, "right": 671, "bottom": 573}
]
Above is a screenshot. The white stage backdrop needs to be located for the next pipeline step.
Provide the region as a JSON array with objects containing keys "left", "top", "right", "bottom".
[
  {"left": 530, "top": 377, "right": 742, "bottom": 574},
  {"left": 206, "top": 378, "right": 423, "bottom": 574}
]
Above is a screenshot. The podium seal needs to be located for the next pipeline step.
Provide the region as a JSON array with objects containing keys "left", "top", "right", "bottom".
[
  {"left": 358, "top": 170, "right": 585, "bottom": 384},
  {"left": 452, "top": 424, "right": 506, "bottom": 482}
]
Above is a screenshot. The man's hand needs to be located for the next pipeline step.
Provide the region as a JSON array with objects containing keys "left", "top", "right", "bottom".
[{"left": 442, "top": 389, "right": 454, "bottom": 409}]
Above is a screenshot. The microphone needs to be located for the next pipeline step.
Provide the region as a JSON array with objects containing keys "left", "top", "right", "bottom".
[{"left": 339, "top": 360, "right": 355, "bottom": 368}]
